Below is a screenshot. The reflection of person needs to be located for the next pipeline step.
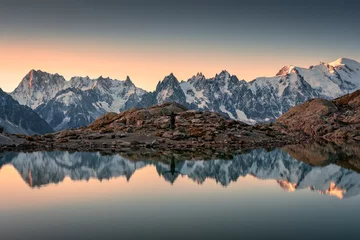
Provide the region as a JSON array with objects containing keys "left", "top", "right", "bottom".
[
  {"left": 163, "top": 156, "right": 180, "bottom": 184},
  {"left": 170, "top": 156, "right": 176, "bottom": 176}
]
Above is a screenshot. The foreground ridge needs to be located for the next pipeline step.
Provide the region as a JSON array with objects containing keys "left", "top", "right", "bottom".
[
  {"left": 0, "top": 102, "right": 300, "bottom": 152},
  {"left": 276, "top": 89, "right": 360, "bottom": 143}
]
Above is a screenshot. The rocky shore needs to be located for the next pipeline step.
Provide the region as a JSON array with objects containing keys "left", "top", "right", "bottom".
[
  {"left": 3, "top": 89, "right": 360, "bottom": 154},
  {"left": 276, "top": 90, "right": 360, "bottom": 143},
  {"left": 0, "top": 102, "right": 304, "bottom": 153}
]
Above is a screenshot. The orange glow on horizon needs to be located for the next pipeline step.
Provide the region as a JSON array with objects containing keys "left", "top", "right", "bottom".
[
  {"left": 0, "top": 38, "right": 326, "bottom": 93},
  {"left": 0, "top": 163, "right": 266, "bottom": 211}
]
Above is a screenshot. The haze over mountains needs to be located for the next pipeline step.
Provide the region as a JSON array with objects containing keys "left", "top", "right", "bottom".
[{"left": 2, "top": 57, "right": 360, "bottom": 134}]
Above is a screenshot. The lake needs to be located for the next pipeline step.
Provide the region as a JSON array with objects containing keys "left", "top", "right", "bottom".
[{"left": 1, "top": 144, "right": 360, "bottom": 240}]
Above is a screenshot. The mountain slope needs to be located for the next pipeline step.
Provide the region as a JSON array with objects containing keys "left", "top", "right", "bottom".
[
  {"left": 10, "top": 69, "right": 68, "bottom": 109},
  {"left": 35, "top": 88, "right": 105, "bottom": 131},
  {"left": 135, "top": 58, "right": 360, "bottom": 123},
  {"left": 10, "top": 58, "right": 360, "bottom": 130},
  {"left": 0, "top": 88, "right": 53, "bottom": 134},
  {"left": 11, "top": 71, "right": 146, "bottom": 130}
]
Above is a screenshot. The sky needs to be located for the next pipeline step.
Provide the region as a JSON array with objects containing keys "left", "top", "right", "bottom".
[{"left": 0, "top": 0, "right": 359, "bottom": 92}]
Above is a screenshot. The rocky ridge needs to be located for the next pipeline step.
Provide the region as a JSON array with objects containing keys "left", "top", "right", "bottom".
[
  {"left": 276, "top": 89, "right": 360, "bottom": 143},
  {"left": 2, "top": 103, "right": 298, "bottom": 153}
]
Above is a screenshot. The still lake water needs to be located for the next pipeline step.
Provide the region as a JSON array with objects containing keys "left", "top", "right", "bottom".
[{"left": 1, "top": 145, "right": 360, "bottom": 240}]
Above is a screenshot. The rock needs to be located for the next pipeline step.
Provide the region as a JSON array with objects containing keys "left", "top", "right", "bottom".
[
  {"left": 171, "top": 131, "right": 188, "bottom": 140},
  {"left": 87, "top": 134, "right": 103, "bottom": 140},
  {"left": 158, "top": 123, "right": 170, "bottom": 129},
  {"left": 56, "top": 138, "right": 69, "bottom": 143},
  {"left": 151, "top": 140, "right": 160, "bottom": 146},
  {"left": 100, "top": 129, "right": 112, "bottom": 134},
  {"left": 57, "top": 130, "right": 77, "bottom": 139},
  {"left": 130, "top": 140, "right": 141, "bottom": 146},
  {"left": 43, "top": 133, "right": 54, "bottom": 138},
  {"left": 187, "top": 127, "right": 205, "bottom": 138},
  {"left": 162, "top": 132, "right": 173, "bottom": 138},
  {"left": 116, "top": 133, "right": 127, "bottom": 138},
  {"left": 276, "top": 90, "right": 360, "bottom": 142},
  {"left": 203, "top": 133, "right": 215, "bottom": 141},
  {"left": 191, "top": 119, "right": 201, "bottom": 123},
  {"left": 136, "top": 120, "right": 144, "bottom": 126},
  {"left": 353, "top": 136, "right": 360, "bottom": 141},
  {"left": 117, "top": 140, "right": 131, "bottom": 147},
  {"left": 25, "top": 136, "right": 35, "bottom": 141}
]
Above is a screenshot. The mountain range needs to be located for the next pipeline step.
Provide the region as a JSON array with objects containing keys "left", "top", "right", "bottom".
[
  {"left": 2, "top": 57, "right": 360, "bottom": 133},
  {"left": 1, "top": 147, "right": 359, "bottom": 199}
]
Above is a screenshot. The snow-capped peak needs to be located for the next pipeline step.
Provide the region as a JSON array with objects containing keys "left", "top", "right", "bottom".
[
  {"left": 276, "top": 65, "right": 296, "bottom": 76},
  {"left": 329, "top": 57, "right": 360, "bottom": 70},
  {"left": 10, "top": 70, "right": 67, "bottom": 109},
  {"left": 9, "top": 57, "right": 360, "bottom": 131}
]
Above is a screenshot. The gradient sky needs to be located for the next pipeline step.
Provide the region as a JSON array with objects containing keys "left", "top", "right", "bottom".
[{"left": 0, "top": 0, "right": 359, "bottom": 92}]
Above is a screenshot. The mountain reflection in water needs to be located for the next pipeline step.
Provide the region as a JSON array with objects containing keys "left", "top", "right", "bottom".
[{"left": 1, "top": 143, "right": 360, "bottom": 199}]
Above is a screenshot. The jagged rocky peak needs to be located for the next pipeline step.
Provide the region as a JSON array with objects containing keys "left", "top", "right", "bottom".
[
  {"left": 155, "top": 73, "right": 186, "bottom": 104},
  {"left": 11, "top": 69, "right": 68, "bottom": 109},
  {"left": 96, "top": 75, "right": 111, "bottom": 82},
  {"left": 93, "top": 75, "right": 114, "bottom": 89},
  {"left": 195, "top": 72, "right": 206, "bottom": 80},
  {"left": 23, "top": 69, "right": 66, "bottom": 88},
  {"left": 125, "top": 76, "right": 134, "bottom": 86},
  {"left": 164, "top": 73, "right": 177, "bottom": 82},
  {"left": 69, "top": 76, "right": 93, "bottom": 89},
  {"left": 196, "top": 72, "right": 204, "bottom": 77},
  {"left": 33, "top": 73, "right": 146, "bottom": 131},
  {"left": 215, "top": 70, "right": 230, "bottom": 79},
  {"left": 157, "top": 73, "right": 180, "bottom": 88},
  {"left": 214, "top": 70, "right": 241, "bottom": 84}
]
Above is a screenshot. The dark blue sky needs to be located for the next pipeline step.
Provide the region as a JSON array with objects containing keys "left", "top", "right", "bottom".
[{"left": 0, "top": 0, "right": 359, "bottom": 91}]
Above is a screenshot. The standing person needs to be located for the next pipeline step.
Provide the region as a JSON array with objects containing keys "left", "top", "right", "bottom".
[{"left": 170, "top": 111, "right": 176, "bottom": 130}]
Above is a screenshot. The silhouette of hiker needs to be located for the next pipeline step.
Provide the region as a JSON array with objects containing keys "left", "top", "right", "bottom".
[{"left": 169, "top": 111, "right": 179, "bottom": 130}]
